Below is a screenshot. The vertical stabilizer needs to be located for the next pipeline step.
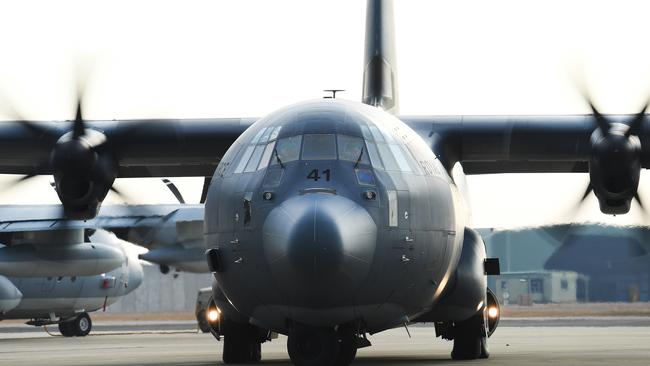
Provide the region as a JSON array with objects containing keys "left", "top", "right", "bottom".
[{"left": 362, "top": 0, "right": 399, "bottom": 114}]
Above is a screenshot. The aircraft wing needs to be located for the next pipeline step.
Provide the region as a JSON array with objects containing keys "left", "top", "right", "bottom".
[
  {"left": 0, "top": 118, "right": 255, "bottom": 177},
  {"left": 404, "top": 114, "right": 619, "bottom": 174}
]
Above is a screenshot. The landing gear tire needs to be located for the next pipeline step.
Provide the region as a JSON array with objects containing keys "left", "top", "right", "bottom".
[
  {"left": 72, "top": 313, "right": 92, "bottom": 337},
  {"left": 335, "top": 325, "right": 358, "bottom": 366},
  {"left": 287, "top": 326, "right": 340, "bottom": 366},
  {"left": 222, "top": 319, "right": 262, "bottom": 364},
  {"left": 58, "top": 321, "right": 74, "bottom": 337},
  {"left": 451, "top": 310, "right": 487, "bottom": 360},
  {"left": 59, "top": 313, "right": 92, "bottom": 337}
]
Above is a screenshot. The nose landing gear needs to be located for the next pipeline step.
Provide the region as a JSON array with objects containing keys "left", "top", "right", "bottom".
[{"left": 287, "top": 324, "right": 361, "bottom": 366}]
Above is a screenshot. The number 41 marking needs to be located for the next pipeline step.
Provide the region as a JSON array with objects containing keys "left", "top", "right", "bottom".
[{"left": 307, "top": 169, "right": 331, "bottom": 181}]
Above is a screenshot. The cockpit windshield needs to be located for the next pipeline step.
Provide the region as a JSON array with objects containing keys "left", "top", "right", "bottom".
[
  {"left": 234, "top": 129, "right": 413, "bottom": 173},
  {"left": 271, "top": 135, "right": 302, "bottom": 166},
  {"left": 302, "top": 134, "right": 337, "bottom": 160}
]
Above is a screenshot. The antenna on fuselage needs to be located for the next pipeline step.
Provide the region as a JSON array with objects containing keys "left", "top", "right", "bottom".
[
  {"left": 323, "top": 89, "right": 346, "bottom": 99},
  {"left": 362, "top": 0, "right": 399, "bottom": 114}
]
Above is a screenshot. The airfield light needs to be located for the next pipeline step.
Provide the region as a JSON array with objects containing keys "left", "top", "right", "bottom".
[
  {"left": 207, "top": 308, "right": 220, "bottom": 323},
  {"left": 488, "top": 306, "right": 499, "bottom": 319}
]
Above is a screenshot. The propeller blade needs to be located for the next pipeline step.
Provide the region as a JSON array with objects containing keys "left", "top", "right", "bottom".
[
  {"left": 625, "top": 100, "right": 649, "bottom": 137},
  {"left": 634, "top": 192, "right": 644, "bottom": 210},
  {"left": 72, "top": 99, "right": 85, "bottom": 139},
  {"left": 162, "top": 178, "right": 186, "bottom": 204},
  {"left": 580, "top": 184, "right": 593, "bottom": 203},
  {"left": 200, "top": 177, "right": 211, "bottom": 204},
  {"left": 576, "top": 82, "right": 610, "bottom": 134},
  {"left": 0, "top": 174, "right": 38, "bottom": 191},
  {"left": 587, "top": 101, "right": 611, "bottom": 135},
  {"left": 0, "top": 89, "right": 56, "bottom": 139},
  {"left": 109, "top": 185, "right": 138, "bottom": 205},
  {"left": 633, "top": 191, "right": 650, "bottom": 222}
]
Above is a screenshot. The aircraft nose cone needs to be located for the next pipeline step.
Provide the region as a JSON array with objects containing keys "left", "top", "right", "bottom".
[{"left": 263, "top": 193, "right": 377, "bottom": 307}]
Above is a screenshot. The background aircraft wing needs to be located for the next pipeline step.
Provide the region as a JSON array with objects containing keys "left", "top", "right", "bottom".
[{"left": 0, "top": 204, "right": 202, "bottom": 235}]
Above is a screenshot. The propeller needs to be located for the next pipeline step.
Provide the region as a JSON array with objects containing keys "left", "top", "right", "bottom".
[
  {"left": 162, "top": 178, "right": 186, "bottom": 204},
  {"left": 573, "top": 86, "right": 648, "bottom": 216},
  {"left": 161, "top": 177, "right": 212, "bottom": 204},
  {"left": 0, "top": 76, "right": 118, "bottom": 219}
]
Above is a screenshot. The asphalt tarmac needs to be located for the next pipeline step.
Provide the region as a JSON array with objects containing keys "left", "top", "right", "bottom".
[{"left": 1, "top": 320, "right": 650, "bottom": 366}]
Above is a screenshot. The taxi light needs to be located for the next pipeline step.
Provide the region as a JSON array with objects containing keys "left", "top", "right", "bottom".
[
  {"left": 488, "top": 306, "right": 499, "bottom": 319},
  {"left": 207, "top": 308, "right": 220, "bottom": 323}
]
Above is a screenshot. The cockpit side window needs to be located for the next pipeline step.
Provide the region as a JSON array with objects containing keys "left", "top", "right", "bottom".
[
  {"left": 232, "top": 126, "right": 284, "bottom": 174},
  {"left": 234, "top": 146, "right": 255, "bottom": 174},
  {"left": 363, "top": 123, "right": 414, "bottom": 173},
  {"left": 302, "top": 134, "right": 337, "bottom": 160},
  {"left": 257, "top": 141, "right": 276, "bottom": 171},
  {"left": 271, "top": 135, "right": 302, "bottom": 166},
  {"left": 244, "top": 145, "right": 266, "bottom": 173},
  {"left": 388, "top": 145, "right": 412, "bottom": 172}
]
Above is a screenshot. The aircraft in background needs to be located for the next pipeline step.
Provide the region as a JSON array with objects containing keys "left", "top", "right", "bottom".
[
  {"left": 0, "top": 202, "right": 208, "bottom": 270},
  {"left": 2, "top": 0, "right": 650, "bottom": 364},
  {"left": 0, "top": 227, "right": 143, "bottom": 337},
  {"left": 0, "top": 202, "right": 205, "bottom": 336},
  {"left": 93, "top": 203, "right": 206, "bottom": 275}
]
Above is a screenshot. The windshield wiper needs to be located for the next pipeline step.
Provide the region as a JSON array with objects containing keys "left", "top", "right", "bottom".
[
  {"left": 354, "top": 147, "right": 365, "bottom": 169},
  {"left": 273, "top": 148, "right": 285, "bottom": 169}
]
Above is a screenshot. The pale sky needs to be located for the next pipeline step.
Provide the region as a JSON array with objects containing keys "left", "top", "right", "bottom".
[{"left": 1, "top": 0, "right": 650, "bottom": 228}]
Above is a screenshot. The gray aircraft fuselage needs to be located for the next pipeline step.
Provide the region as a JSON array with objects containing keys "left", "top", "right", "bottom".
[
  {"left": 206, "top": 99, "right": 475, "bottom": 334},
  {"left": 0, "top": 230, "right": 143, "bottom": 321}
]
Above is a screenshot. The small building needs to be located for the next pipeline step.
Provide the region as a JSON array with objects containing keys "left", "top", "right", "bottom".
[{"left": 489, "top": 271, "right": 589, "bottom": 305}]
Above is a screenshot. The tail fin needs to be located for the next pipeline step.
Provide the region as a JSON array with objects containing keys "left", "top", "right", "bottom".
[{"left": 362, "top": 0, "right": 399, "bottom": 114}]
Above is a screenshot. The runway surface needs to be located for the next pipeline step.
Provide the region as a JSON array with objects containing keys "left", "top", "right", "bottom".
[{"left": 1, "top": 321, "right": 650, "bottom": 365}]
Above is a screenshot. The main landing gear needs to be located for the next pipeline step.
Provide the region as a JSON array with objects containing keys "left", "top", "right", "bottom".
[
  {"left": 221, "top": 319, "right": 264, "bottom": 363},
  {"left": 450, "top": 309, "right": 489, "bottom": 360},
  {"left": 287, "top": 324, "right": 363, "bottom": 366},
  {"left": 58, "top": 312, "right": 92, "bottom": 337}
]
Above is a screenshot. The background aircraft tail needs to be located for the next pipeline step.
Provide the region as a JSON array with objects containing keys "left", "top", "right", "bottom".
[{"left": 362, "top": 0, "right": 399, "bottom": 114}]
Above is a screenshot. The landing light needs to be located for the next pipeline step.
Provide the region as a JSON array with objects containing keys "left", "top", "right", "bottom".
[
  {"left": 488, "top": 306, "right": 499, "bottom": 319},
  {"left": 207, "top": 308, "right": 220, "bottom": 323}
]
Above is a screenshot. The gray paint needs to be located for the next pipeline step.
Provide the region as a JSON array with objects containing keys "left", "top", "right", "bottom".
[
  {"left": 0, "top": 242, "right": 125, "bottom": 277},
  {"left": 0, "top": 230, "right": 143, "bottom": 321},
  {"left": 206, "top": 99, "right": 466, "bottom": 334},
  {"left": 0, "top": 204, "right": 206, "bottom": 273},
  {"left": 363, "top": 0, "right": 399, "bottom": 114},
  {"left": 107, "top": 266, "right": 212, "bottom": 313}
]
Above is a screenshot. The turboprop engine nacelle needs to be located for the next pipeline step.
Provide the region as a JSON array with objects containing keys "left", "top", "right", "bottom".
[
  {"left": 0, "top": 275, "right": 22, "bottom": 314},
  {"left": 0, "top": 242, "right": 125, "bottom": 277}
]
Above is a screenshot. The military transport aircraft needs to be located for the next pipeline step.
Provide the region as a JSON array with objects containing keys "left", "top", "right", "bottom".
[
  {"left": 1, "top": 0, "right": 649, "bottom": 364},
  {"left": 0, "top": 226, "right": 143, "bottom": 337}
]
